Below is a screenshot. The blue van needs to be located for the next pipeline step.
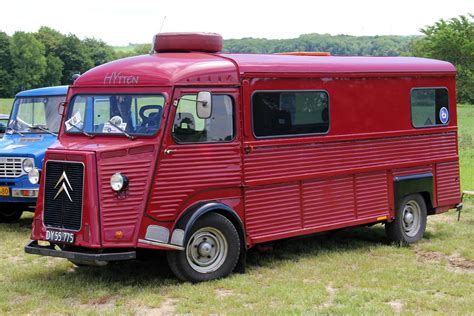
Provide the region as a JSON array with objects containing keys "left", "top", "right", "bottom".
[{"left": 0, "top": 86, "right": 67, "bottom": 222}]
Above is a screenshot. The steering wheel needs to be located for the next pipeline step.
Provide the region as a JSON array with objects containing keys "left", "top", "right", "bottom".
[{"left": 139, "top": 105, "right": 163, "bottom": 127}]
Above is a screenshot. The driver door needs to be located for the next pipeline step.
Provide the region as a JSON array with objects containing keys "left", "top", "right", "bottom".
[{"left": 146, "top": 88, "right": 243, "bottom": 222}]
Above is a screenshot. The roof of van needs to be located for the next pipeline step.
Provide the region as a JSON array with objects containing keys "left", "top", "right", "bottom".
[
  {"left": 72, "top": 53, "right": 456, "bottom": 87},
  {"left": 15, "top": 85, "right": 68, "bottom": 97},
  {"left": 222, "top": 54, "right": 456, "bottom": 75}
]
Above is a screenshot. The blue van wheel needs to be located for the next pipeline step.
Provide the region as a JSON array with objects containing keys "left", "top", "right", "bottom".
[{"left": 0, "top": 206, "right": 23, "bottom": 223}]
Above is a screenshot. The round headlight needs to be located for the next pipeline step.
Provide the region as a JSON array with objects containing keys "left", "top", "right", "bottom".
[
  {"left": 22, "top": 158, "right": 35, "bottom": 173},
  {"left": 110, "top": 173, "right": 128, "bottom": 192},
  {"left": 28, "top": 168, "right": 40, "bottom": 184}
]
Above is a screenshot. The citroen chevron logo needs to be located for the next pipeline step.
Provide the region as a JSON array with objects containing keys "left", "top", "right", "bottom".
[{"left": 54, "top": 171, "right": 73, "bottom": 202}]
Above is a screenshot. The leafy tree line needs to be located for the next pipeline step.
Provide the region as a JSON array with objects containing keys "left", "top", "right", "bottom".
[
  {"left": 223, "top": 34, "right": 416, "bottom": 56},
  {"left": 0, "top": 26, "right": 143, "bottom": 98},
  {"left": 0, "top": 15, "right": 472, "bottom": 103}
]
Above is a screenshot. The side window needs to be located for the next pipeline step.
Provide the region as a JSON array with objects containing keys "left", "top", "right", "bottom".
[
  {"left": 172, "top": 94, "right": 234, "bottom": 143},
  {"left": 411, "top": 88, "right": 449, "bottom": 127},
  {"left": 252, "top": 91, "right": 329, "bottom": 137}
]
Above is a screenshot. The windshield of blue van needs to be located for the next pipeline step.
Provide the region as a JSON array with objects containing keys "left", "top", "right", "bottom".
[
  {"left": 9, "top": 96, "right": 64, "bottom": 134},
  {"left": 65, "top": 94, "right": 165, "bottom": 136}
]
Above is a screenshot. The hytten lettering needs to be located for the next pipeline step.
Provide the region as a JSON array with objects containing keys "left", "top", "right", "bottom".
[{"left": 104, "top": 72, "right": 139, "bottom": 85}]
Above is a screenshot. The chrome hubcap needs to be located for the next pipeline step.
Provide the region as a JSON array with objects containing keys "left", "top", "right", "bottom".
[
  {"left": 198, "top": 242, "right": 212, "bottom": 257},
  {"left": 402, "top": 200, "right": 421, "bottom": 237},
  {"left": 186, "top": 227, "right": 228, "bottom": 273},
  {"left": 404, "top": 212, "right": 414, "bottom": 225}
]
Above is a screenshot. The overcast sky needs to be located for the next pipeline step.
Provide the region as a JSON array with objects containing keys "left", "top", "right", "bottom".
[{"left": 0, "top": 0, "right": 472, "bottom": 46}]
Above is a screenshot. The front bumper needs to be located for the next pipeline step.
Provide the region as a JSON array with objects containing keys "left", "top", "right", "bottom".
[
  {"left": 25, "top": 240, "right": 136, "bottom": 261},
  {"left": 0, "top": 175, "right": 39, "bottom": 203}
]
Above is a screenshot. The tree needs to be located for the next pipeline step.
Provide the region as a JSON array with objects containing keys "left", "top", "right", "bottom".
[
  {"left": 43, "top": 54, "right": 64, "bottom": 86},
  {"left": 0, "top": 32, "right": 13, "bottom": 97},
  {"left": 133, "top": 43, "right": 151, "bottom": 55},
  {"left": 10, "top": 31, "right": 46, "bottom": 92},
  {"left": 411, "top": 14, "right": 474, "bottom": 103},
  {"left": 83, "top": 38, "right": 117, "bottom": 67},
  {"left": 35, "top": 27, "right": 65, "bottom": 86},
  {"left": 222, "top": 34, "right": 414, "bottom": 56},
  {"left": 35, "top": 26, "right": 65, "bottom": 56},
  {"left": 56, "top": 34, "right": 94, "bottom": 83}
]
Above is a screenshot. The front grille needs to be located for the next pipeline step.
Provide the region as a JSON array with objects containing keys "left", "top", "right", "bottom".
[
  {"left": 0, "top": 157, "right": 24, "bottom": 178},
  {"left": 43, "top": 161, "right": 84, "bottom": 231}
]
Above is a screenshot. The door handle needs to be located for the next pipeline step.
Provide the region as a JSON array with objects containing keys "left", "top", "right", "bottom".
[
  {"left": 244, "top": 145, "right": 253, "bottom": 154},
  {"left": 164, "top": 149, "right": 174, "bottom": 155}
]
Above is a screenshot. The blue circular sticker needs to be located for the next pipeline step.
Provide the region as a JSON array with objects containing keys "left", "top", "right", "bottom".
[{"left": 439, "top": 107, "right": 449, "bottom": 124}]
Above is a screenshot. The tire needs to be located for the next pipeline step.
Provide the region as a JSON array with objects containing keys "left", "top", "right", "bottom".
[
  {"left": 167, "top": 213, "right": 240, "bottom": 282},
  {"left": 385, "top": 194, "right": 427, "bottom": 245},
  {"left": 0, "top": 206, "right": 23, "bottom": 223}
]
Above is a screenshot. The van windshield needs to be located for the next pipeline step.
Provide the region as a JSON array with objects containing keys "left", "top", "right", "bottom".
[
  {"left": 65, "top": 94, "right": 165, "bottom": 136},
  {"left": 9, "top": 96, "right": 64, "bottom": 134}
]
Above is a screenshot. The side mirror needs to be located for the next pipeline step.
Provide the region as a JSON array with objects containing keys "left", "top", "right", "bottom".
[{"left": 196, "top": 91, "right": 212, "bottom": 119}]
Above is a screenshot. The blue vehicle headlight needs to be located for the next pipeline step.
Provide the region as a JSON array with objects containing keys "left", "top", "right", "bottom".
[
  {"left": 22, "top": 158, "right": 35, "bottom": 173},
  {"left": 28, "top": 168, "right": 40, "bottom": 184}
]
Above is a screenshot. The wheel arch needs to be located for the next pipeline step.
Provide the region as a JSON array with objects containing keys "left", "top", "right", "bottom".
[
  {"left": 174, "top": 201, "right": 246, "bottom": 251},
  {"left": 393, "top": 173, "right": 434, "bottom": 214}
]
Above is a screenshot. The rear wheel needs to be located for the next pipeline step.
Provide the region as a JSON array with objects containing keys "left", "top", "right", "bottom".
[
  {"left": 0, "top": 206, "right": 23, "bottom": 223},
  {"left": 167, "top": 213, "right": 240, "bottom": 282},
  {"left": 385, "top": 194, "right": 427, "bottom": 244}
]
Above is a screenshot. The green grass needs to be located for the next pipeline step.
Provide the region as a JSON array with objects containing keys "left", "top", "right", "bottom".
[
  {"left": 0, "top": 103, "right": 473, "bottom": 314},
  {"left": 458, "top": 104, "right": 474, "bottom": 190},
  {"left": 0, "top": 98, "right": 13, "bottom": 115},
  {"left": 1, "top": 210, "right": 473, "bottom": 314}
]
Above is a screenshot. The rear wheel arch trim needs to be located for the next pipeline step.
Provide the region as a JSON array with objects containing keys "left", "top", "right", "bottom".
[{"left": 393, "top": 172, "right": 434, "bottom": 211}]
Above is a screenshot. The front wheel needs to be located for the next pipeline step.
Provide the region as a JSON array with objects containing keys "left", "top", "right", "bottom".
[
  {"left": 167, "top": 213, "right": 240, "bottom": 282},
  {"left": 0, "top": 206, "right": 23, "bottom": 223},
  {"left": 385, "top": 194, "right": 427, "bottom": 244}
]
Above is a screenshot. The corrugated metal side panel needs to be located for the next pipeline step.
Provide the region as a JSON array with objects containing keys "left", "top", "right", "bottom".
[
  {"left": 436, "top": 161, "right": 460, "bottom": 205},
  {"left": 245, "top": 183, "right": 301, "bottom": 237},
  {"left": 148, "top": 143, "right": 242, "bottom": 220},
  {"left": 244, "top": 133, "right": 457, "bottom": 182},
  {"left": 302, "top": 176, "right": 355, "bottom": 227},
  {"left": 98, "top": 154, "right": 154, "bottom": 230},
  {"left": 355, "top": 171, "right": 389, "bottom": 218}
]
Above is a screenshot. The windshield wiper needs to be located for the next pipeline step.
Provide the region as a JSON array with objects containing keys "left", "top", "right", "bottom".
[
  {"left": 30, "top": 125, "right": 57, "bottom": 137},
  {"left": 69, "top": 122, "right": 94, "bottom": 138},
  {"left": 7, "top": 122, "right": 24, "bottom": 137},
  {"left": 107, "top": 119, "right": 135, "bottom": 140}
]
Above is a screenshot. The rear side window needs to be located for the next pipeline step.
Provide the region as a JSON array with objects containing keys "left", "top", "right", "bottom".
[
  {"left": 252, "top": 91, "right": 329, "bottom": 138},
  {"left": 172, "top": 94, "right": 234, "bottom": 143},
  {"left": 411, "top": 88, "right": 449, "bottom": 127}
]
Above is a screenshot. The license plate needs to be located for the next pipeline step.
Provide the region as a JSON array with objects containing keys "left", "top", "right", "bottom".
[
  {"left": 0, "top": 186, "right": 9, "bottom": 196},
  {"left": 45, "top": 230, "right": 75, "bottom": 244}
]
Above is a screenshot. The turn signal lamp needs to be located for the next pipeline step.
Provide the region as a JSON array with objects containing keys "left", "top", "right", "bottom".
[{"left": 115, "top": 231, "right": 124, "bottom": 239}]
